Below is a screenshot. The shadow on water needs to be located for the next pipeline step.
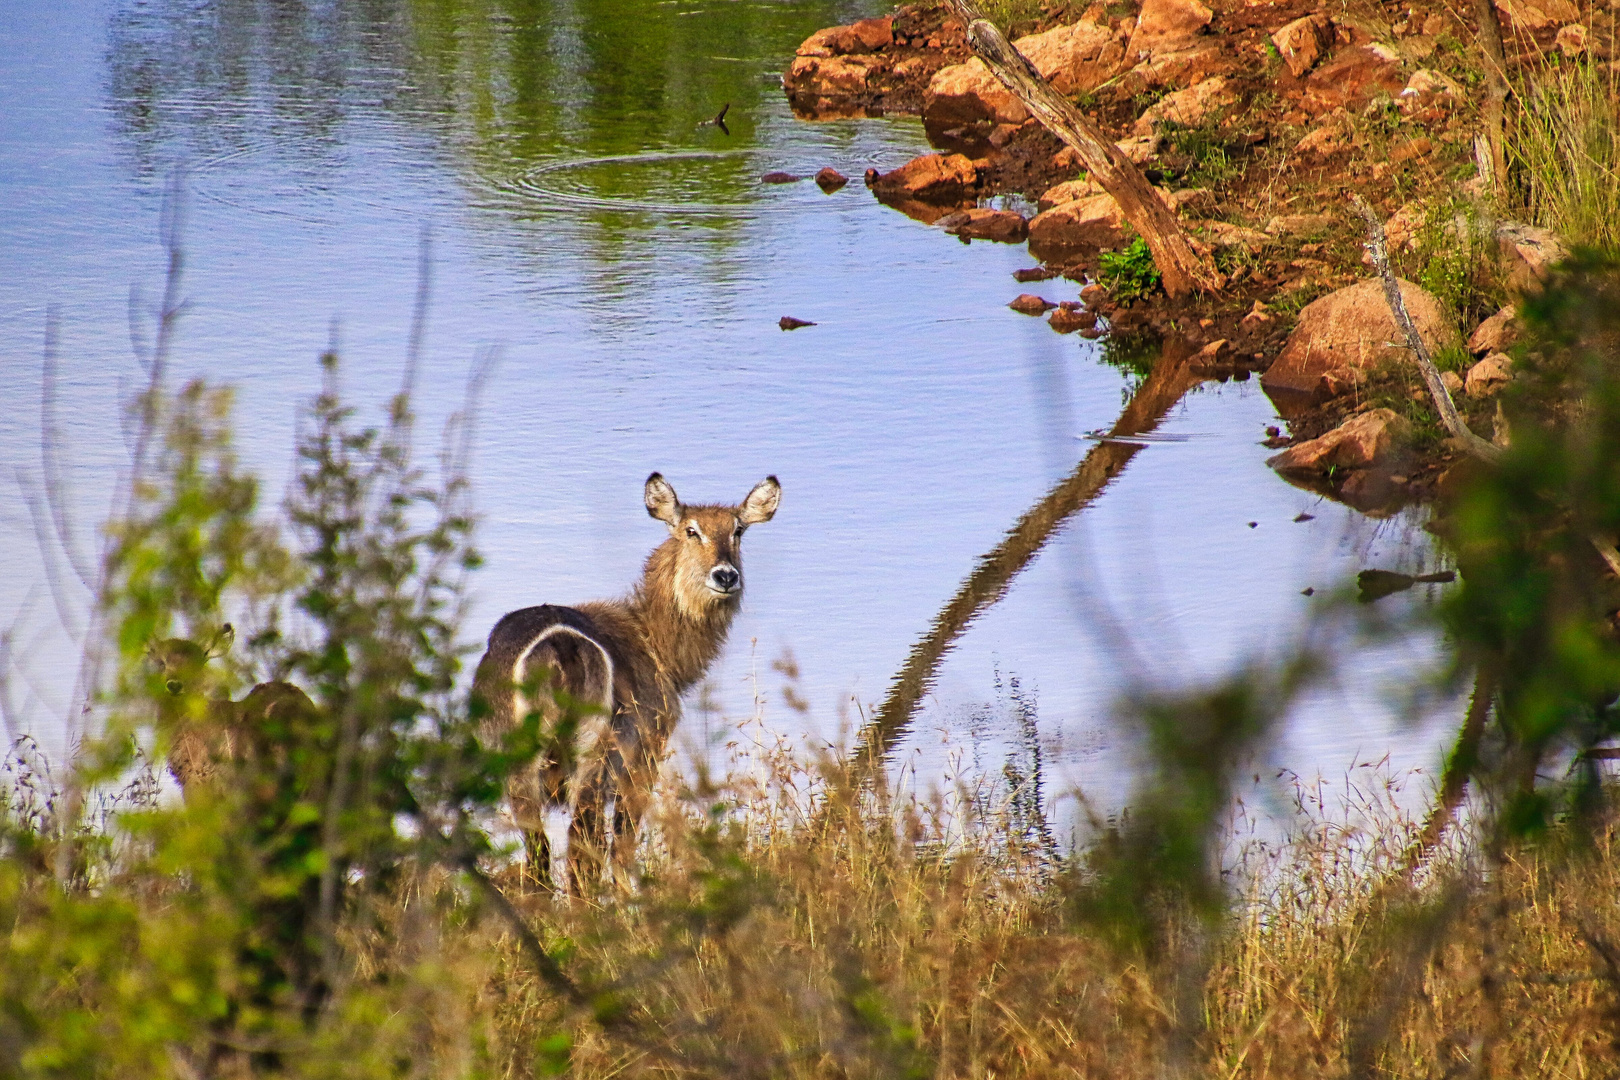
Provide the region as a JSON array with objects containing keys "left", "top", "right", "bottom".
[{"left": 853, "top": 335, "right": 1204, "bottom": 774}]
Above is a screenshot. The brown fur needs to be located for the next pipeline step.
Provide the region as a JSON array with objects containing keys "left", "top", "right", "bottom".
[{"left": 474, "top": 472, "right": 780, "bottom": 891}]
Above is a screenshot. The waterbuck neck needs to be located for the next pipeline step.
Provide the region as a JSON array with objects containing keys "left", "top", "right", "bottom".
[{"left": 625, "top": 537, "right": 740, "bottom": 694}]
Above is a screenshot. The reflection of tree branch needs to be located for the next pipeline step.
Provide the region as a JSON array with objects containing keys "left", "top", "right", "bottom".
[
  {"left": 1403, "top": 666, "right": 1493, "bottom": 874},
  {"left": 40, "top": 310, "right": 94, "bottom": 588},
  {"left": 850, "top": 340, "right": 1202, "bottom": 778}
]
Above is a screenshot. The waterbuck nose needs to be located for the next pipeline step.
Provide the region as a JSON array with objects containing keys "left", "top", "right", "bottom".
[{"left": 710, "top": 565, "right": 740, "bottom": 591}]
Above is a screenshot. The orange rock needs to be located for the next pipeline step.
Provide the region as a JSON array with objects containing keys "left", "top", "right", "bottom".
[
  {"left": 849, "top": 16, "right": 894, "bottom": 51},
  {"left": 1261, "top": 278, "right": 1458, "bottom": 399},
  {"left": 944, "top": 208, "right": 1030, "bottom": 243},
  {"left": 1127, "top": 0, "right": 1213, "bottom": 60},
  {"left": 1267, "top": 408, "right": 1413, "bottom": 474},
  {"left": 1028, "top": 194, "right": 1129, "bottom": 259},
  {"left": 1272, "top": 13, "right": 1332, "bottom": 78},
  {"left": 1496, "top": 222, "right": 1568, "bottom": 294},
  {"left": 1010, "top": 294, "right": 1055, "bottom": 315},
  {"left": 1132, "top": 76, "right": 1239, "bottom": 136},
  {"left": 1014, "top": 19, "right": 1123, "bottom": 94},
  {"left": 1467, "top": 304, "right": 1518, "bottom": 356},
  {"left": 867, "top": 153, "right": 979, "bottom": 204},
  {"left": 1466, "top": 353, "right": 1514, "bottom": 397},
  {"left": 923, "top": 59, "right": 1030, "bottom": 130},
  {"left": 1301, "top": 44, "right": 1405, "bottom": 114},
  {"left": 785, "top": 54, "right": 884, "bottom": 99},
  {"left": 1494, "top": 0, "right": 1579, "bottom": 31}
]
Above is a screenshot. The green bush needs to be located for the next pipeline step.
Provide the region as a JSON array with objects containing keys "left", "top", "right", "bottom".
[{"left": 1099, "top": 237, "right": 1162, "bottom": 303}]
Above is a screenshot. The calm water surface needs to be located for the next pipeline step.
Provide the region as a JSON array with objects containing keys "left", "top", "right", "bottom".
[{"left": 1, "top": 0, "right": 1458, "bottom": 813}]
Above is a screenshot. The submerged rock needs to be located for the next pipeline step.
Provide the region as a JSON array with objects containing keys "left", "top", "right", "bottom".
[
  {"left": 1009, "top": 294, "right": 1055, "bottom": 315},
  {"left": 761, "top": 172, "right": 804, "bottom": 183},
  {"left": 779, "top": 316, "right": 816, "bottom": 331},
  {"left": 1049, "top": 307, "right": 1093, "bottom": 333},
  {"left": 943, "top": 207, "right": 1030, "bottom": 243},
  {"left": 1260, "top": 278, "right": 1458, "bottom": 402},
  {"left": 814, "top": 167, "right": 849, "bottom": 192}
]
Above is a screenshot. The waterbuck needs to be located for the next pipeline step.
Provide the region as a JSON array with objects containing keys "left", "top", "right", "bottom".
[{"left": 473, "top": 472, "right": 781, "bottom": 891}]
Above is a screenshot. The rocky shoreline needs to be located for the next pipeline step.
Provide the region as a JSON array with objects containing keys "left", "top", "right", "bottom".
[{"left": 780, "top": 0, "right": 1579, "bottom": 514}]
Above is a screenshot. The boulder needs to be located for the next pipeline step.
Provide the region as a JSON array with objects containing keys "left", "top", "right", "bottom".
[
  {"left": 1558, "top": 22, "right": 1588, "bottom": 55},
  {"left": 1038, "top": 177, "right": 1104, "bottom": 210},
  {"left": 1126, "top": 40, "right": 1234, "bottom": 89},
  {"left": 1267, "top": 408, "right": 1413, "bottom": 474},
  {"left": 1132, "top": 76, "right": 1239, "bottom": 135},
  {"left": 1049, "top": 307, "right": 1093, "bottom": 333},
  {"left": 1398, "top": 68, "right": 1462, "bottom": 113},
  {"left": 1014, "top": 19, "right": 1123, "bottom": 94},
  {"left": 923, "top": 59, "right": 1029, "bottom": 131},
  {"left": 1010, "top": 294, "right": 1055, "bottom": 315},
  {"left": 1295, "top": 116, "right": 1351, "bottom": 158},
  {"left": 1265, "top": 213, "right": 1336, "bottom": 238},
  {"left": 1261, "top": 278, "right": 1459, "bottom": 399},
  {"left": 1496, "top": 222, "right": 1568, "bottom": 293},
  {"left": 1115, "top": 133, "right": 1165, "bottom": 163},
  {"left": 1466, "top": 352, "right": 1515, "bottom": 396},
  {"left": 867, "top": 153, "right": 979, "bottom": 204},
  {"left": 1467, "top": 304, "right": 1518, "bottom": 355},
  {"left": 943, "top": 207, "right": 1030, "bottom": 242},
  {"left": 1127, "top": 0, "right": 1213, "bottom": 60},
  {"left": 1382, "top": 202, "right": 1428, "bottom": 252},
  {"left": 1028, "top": 194, "right": 1129, "bottom": 258},
  {"left": 1272, "top": 14, "right": 1333, "bottom": 78},
  {"left": 796, "top": 17, "right": 893, "bottom": 56},
  {"left": 1495, "top": 0, "right": 1579, "bottom": 31},
  {"left": 785, "top": 54, "right": 885, "bottom": 99},
  {"left": 1301, "top": 44, "right": 1405, "bottom": 114}
]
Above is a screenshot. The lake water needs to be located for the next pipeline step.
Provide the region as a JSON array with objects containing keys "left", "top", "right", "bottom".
[{"left": 0, "top": 0, "right": 1461, "bottom": 817}]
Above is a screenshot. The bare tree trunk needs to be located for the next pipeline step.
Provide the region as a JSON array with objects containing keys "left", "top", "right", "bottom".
[
  {"left": 946, "top": 0, "right": 1224, "bottom": 298},
  {"left": 1472, "top": 0, "right": 1511, "bottom": 199}
]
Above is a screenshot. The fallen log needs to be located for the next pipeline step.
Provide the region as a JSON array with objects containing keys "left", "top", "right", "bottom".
[{"left": 945, "top": 0, "right": 1224, "bottom": 298}]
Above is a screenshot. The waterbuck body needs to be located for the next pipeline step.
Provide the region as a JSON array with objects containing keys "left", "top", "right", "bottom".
[{"left": 474, "top": 472, "right": 781, "bottom": 891}]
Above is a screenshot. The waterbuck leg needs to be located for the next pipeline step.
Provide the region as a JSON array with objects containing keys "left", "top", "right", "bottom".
[
  {"left": 522, "top": 827, "right": 554, "bottom": 892},
  {"left": 567, "top": 774, "right": 609, "bottom": 895}
]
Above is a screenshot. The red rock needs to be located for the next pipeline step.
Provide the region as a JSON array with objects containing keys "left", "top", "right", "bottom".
[
  {"left": 1127, "top": 0, "right": 1213, "bottom": 61},
  {"left": 1390, "top": 137, "right": 1432, "bottom": 163},
  {"left": 868, "top": 153, "right": 979, "bottom": 204},
  {"left": 923, "top": 59, "right": 1029, "bottom": 131},
  {"left": 1028, "top": 194, "right": 1128, "bottom": 259},
  {"left": 1467, "top": 304, "right": 1518, "bottom": 355},
  {"left": 945, "top": 208, "right": 1030, "bottom": 243},
  {"left": 1115, "top": 134, "right": 1165, "bottom": 164},
  {"left": 1010, "top": 294, "right": 1055, "bottom": 315},
  {"left": 1558, "top": 22, "right": 1589, "bottom": 55},
  {"left": 784, "top": 54, "right": 884, "bottom": 100},
  {"left": 1261, "top": 278, "right": 1459, "bottom": 399},
  {"left": 1267, "top": 408, "right": 1412, "bottom": 473},
  {"left": 1398, "top": 69, "right": 1462, "bottom": 114},
  {"left": 1049, "top": 307, "right": 1092, "bottom": 333},
  {"left": 779, "top": 316, "right": 816, "bottom": 330},
  {"left": 1301, "top": 44, "right": 1405, "bottom": 114},
  {"left": 1382, "top": 202, "right": 1428, "bottom": 252},
  {"left": 1495, "top": 0, "right": 1579, "bottom": 31},
  {"left": 1295, "top": 115, "right": 1351, "bottom": 158},
  {"left": 850, "top": 16, "right": 894, "bottom": 52},
  {"left": 1272, "top": 14, "right": 1332, "bottom": 78},
  {"left": 1133, "top": 76, "right": 1238, "bottom": 136},
  {"left": 1466, "top": 353, "right": 1514, "bottom": 396},
  {"left": 1014, "top": 19, "right": 1123, "bottom": 94},
  {"left": 1014, "top": 266, "right": 1058, "bottom": 282},
  {"left": 1038, "top": 177, "right": 1103, "bottom": 211},
  {"left": 814, "top": 167, "right": 849, "bottom": 192},
  {"left": 1496, "top": 222, "right": 1568, "bottom": 293}
]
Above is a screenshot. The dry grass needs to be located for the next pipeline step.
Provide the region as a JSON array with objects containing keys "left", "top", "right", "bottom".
[
  {"left": 332, "top": 725, "right": 1620, "bottom": 1080},
  {"left": 1511, "top": 48, "right": 1620, "bottom": 252}
]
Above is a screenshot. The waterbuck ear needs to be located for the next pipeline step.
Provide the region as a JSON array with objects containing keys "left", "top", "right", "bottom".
[
  {"left": 645, "top": 472, "right": 682, "bottom": 526},
  {"left": 739, "top": 475, "right": 781, "bottom": 525}
]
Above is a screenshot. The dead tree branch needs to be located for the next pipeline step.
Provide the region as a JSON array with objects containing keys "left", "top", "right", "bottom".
[{"left": 946, "top": 0, "right": 1224, "bottom": 298}]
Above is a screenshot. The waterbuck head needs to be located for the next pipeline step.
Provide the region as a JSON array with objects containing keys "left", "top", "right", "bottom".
[{"left": 644, "top": 472, "right": 780, "bottom": 618}]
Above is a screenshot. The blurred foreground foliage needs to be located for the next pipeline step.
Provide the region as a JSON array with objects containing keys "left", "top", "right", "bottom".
[{"left": 8, "top": 258, "right": 1620, "bottom": 1077}]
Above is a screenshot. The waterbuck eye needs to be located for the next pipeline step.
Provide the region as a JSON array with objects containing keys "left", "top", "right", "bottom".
[{"left": 685, "top": 526, "right": 700, "bottom": 540}]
